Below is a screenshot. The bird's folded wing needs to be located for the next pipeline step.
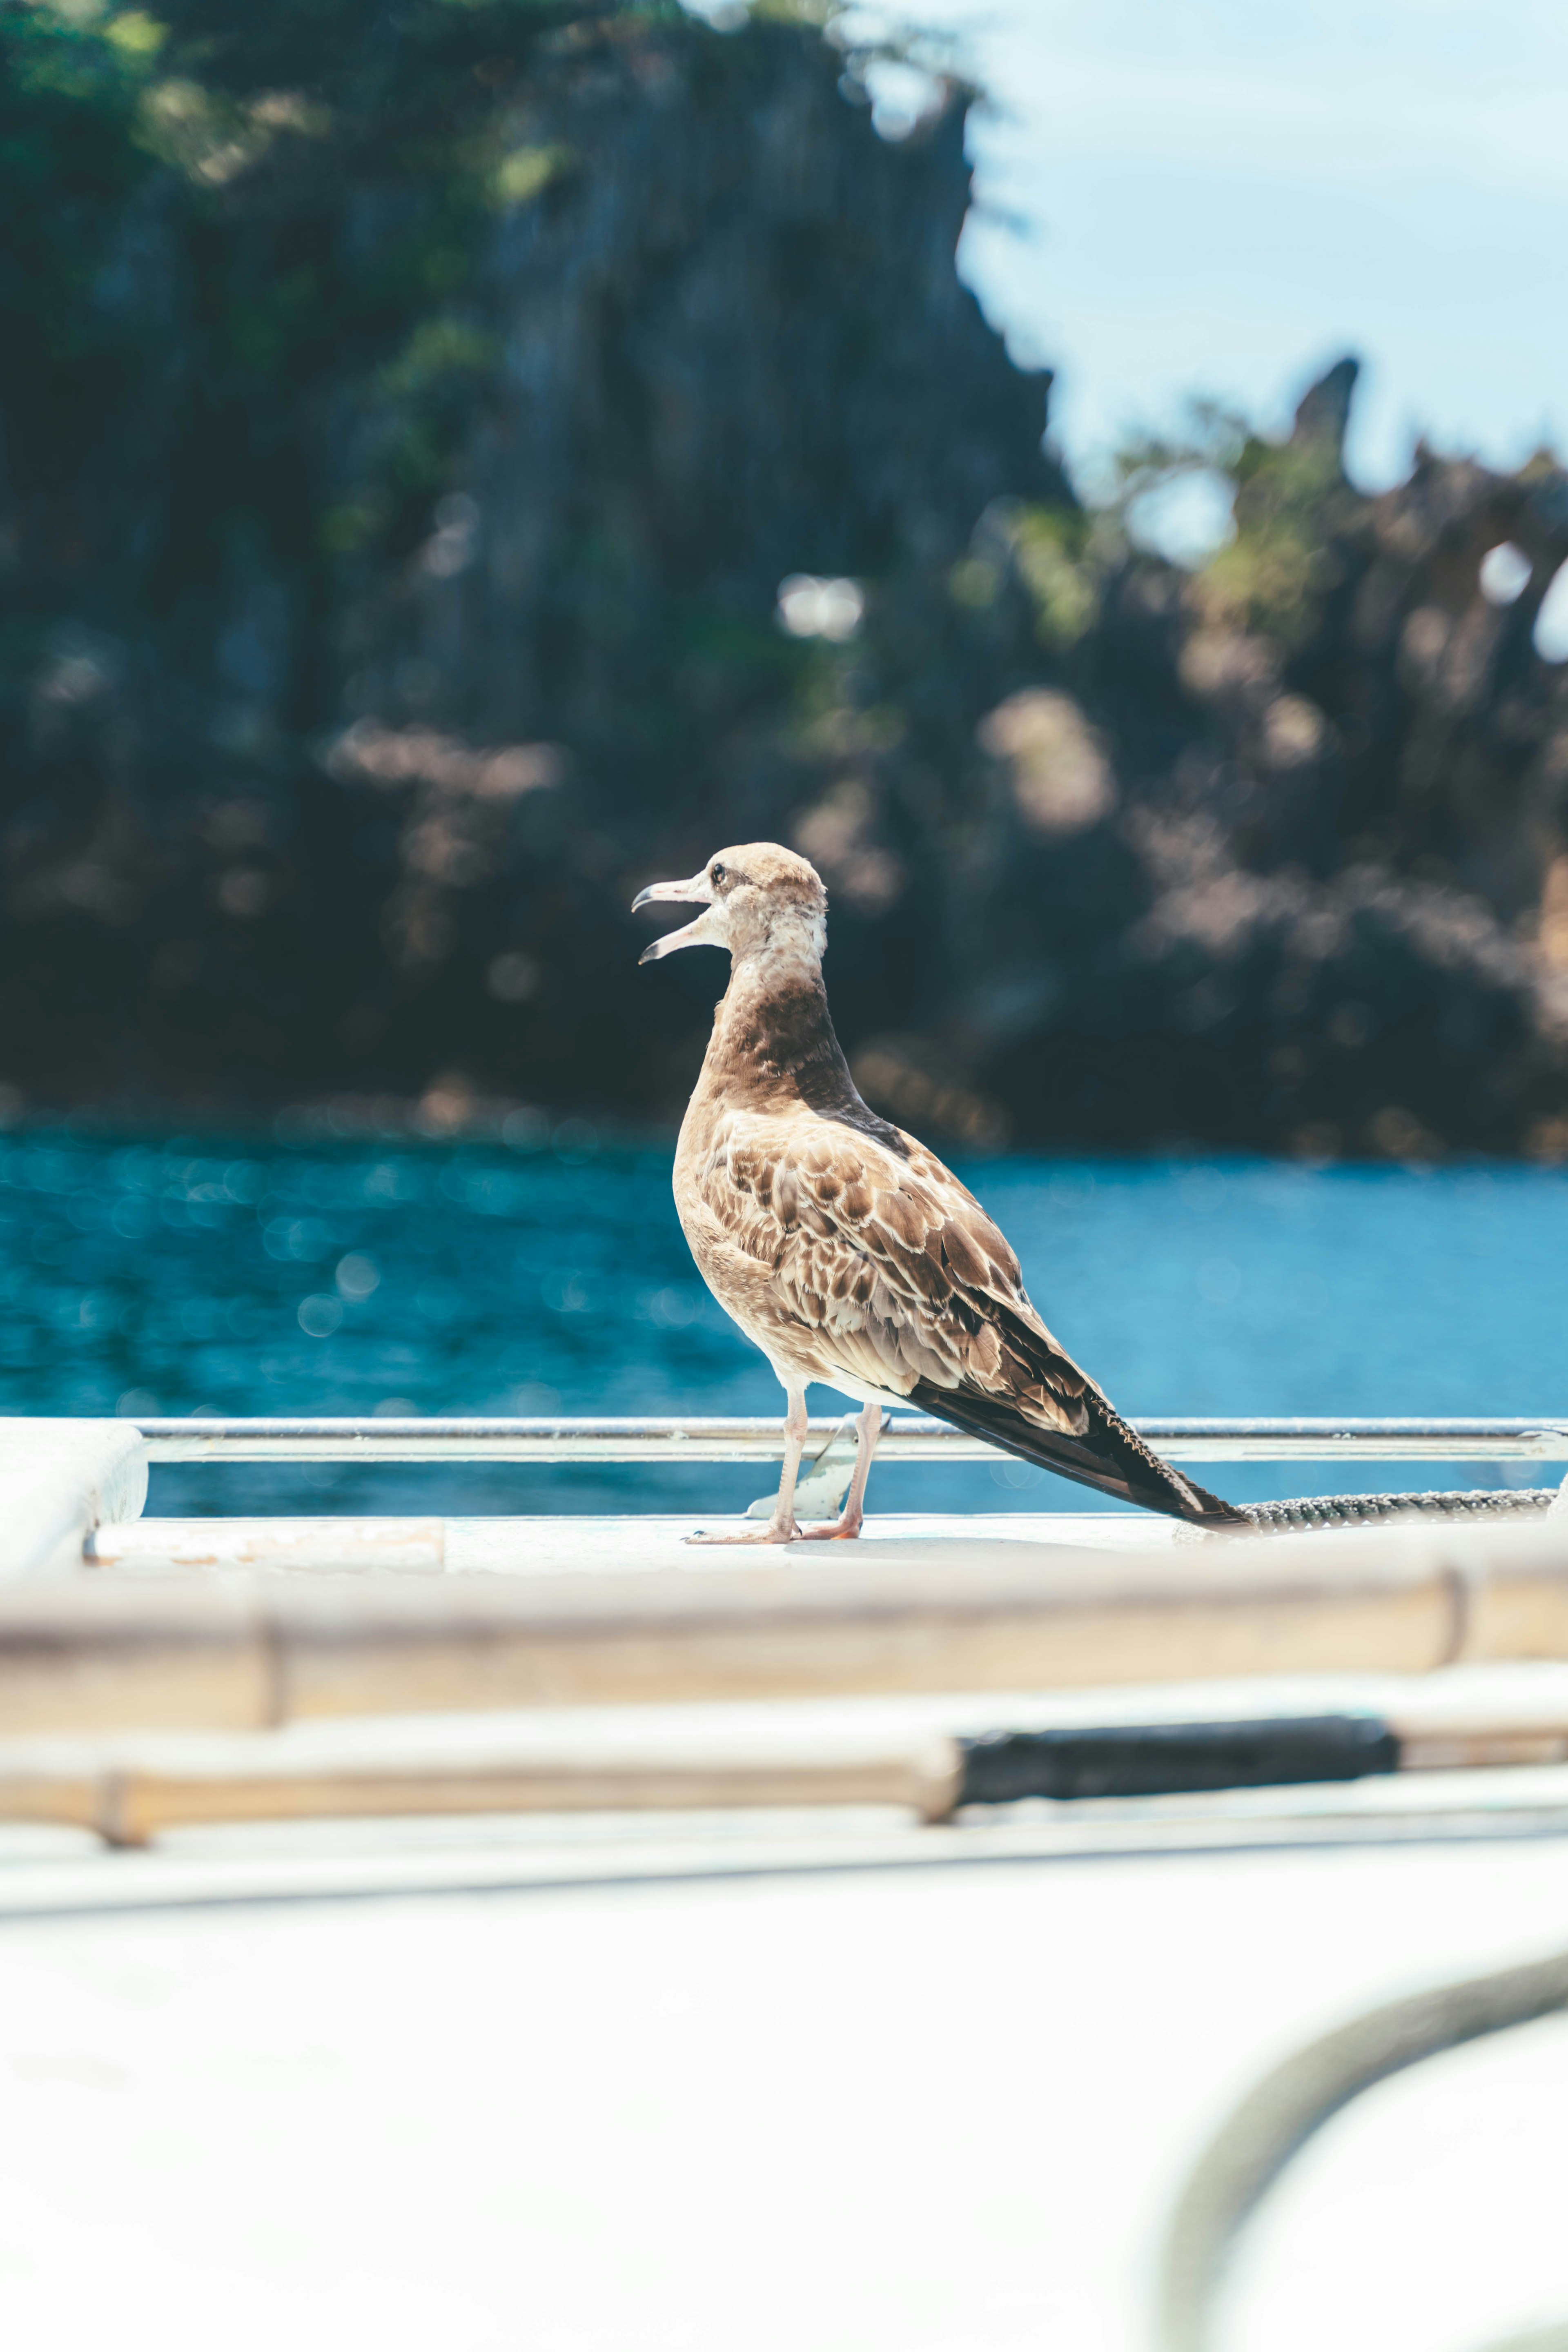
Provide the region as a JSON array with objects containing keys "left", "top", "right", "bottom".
[{"left": 698, "top": 1119, "right": 1094, "bottom": 1432}]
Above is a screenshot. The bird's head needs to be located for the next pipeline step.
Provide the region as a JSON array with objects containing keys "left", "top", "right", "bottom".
[{"left": 633, "top": 843, "right": 827, "bottom": 969}]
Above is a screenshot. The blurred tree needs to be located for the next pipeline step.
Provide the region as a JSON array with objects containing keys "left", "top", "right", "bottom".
[{"left": 0, "top": 3, "right": 1564, "bottom": 1155}]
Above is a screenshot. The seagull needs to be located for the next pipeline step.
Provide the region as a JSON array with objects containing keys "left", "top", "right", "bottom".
[{"left": 633, "top": 842, "right": 1245, "bottom": 1542}]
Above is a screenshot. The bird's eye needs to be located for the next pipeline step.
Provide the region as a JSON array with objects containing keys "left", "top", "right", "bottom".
[{"left": 710, "top": 862, "right": 726, "bottom": 887}]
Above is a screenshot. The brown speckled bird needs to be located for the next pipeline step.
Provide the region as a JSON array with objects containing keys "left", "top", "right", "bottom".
[{"left": 633, "top": 842, "right": 1243, "bottom": 1543}]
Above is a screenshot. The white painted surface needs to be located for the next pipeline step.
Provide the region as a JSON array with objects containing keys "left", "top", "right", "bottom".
[
  {"left": 93, "top": 1511, "right": 1190, "bottom": 1575},
  {"left": 1223, "top": 2006, "right": 1568, "bottom": 2352},
  {"left": 0, "top": 1418, "right": 147, "bottom": 1581},
  {"left": 0, "top": 1824, "right": 1566, "bottom": 2350}
]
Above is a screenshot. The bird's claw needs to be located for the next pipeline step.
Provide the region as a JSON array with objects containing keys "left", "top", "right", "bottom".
[{"left": 683, "top": 1523, "right": 801, "bottom": 1545}]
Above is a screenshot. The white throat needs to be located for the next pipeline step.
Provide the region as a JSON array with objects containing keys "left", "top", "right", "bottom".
[{"left": 731, "top": 911, "right": 826, "bottom": 979}]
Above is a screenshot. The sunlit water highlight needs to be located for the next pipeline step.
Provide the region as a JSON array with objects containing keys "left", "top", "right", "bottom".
[{"left": 0, "top": 1129, "right": 1563, "bottom": 1520}]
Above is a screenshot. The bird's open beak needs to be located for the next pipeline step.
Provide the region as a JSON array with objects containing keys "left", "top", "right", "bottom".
[{"left": 632, "top": 871, "right": 721, "bottom": 964}]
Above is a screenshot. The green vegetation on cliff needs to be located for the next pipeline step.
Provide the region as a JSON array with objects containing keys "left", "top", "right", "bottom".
[{"left": 2, "top": 0, "right": 1566, "bottom": 1156}]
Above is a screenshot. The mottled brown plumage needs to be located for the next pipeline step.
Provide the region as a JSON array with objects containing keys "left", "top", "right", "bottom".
[{"left": 634, "top": 842, "right": 1242, "bottom": 1541}]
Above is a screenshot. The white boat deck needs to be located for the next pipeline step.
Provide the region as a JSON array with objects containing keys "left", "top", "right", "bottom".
[
  {"left": 4, "top": 1426, "right": 1568, "bottom": 2348},
  {"left": 0, "top": 1791, "right": 1565, "bottom": 2352},
  {"left": 90, "top": 1509, "right": 1193, "bottom": 1574}
]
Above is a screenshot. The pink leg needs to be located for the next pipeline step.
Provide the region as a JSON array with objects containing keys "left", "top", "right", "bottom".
[
  {"left": 685, "top": 1385, "right": 808, "bottom": 1544},
  {"left": 800, "top": 1403, "right": 883, "bottom": 1540}
]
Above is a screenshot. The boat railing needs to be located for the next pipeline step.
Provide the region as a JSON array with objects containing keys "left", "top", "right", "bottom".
[
  {"left": 132, "top": 1414, "right": 1568, "bottom": 1464},
  {"left": 0, "top": 1410, "right": 1563, "bottom": 1851}
]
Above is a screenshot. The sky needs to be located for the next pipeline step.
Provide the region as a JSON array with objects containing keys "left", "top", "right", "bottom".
[{"left": 835, "top": 0, "right": 1568, "bottom": 500}]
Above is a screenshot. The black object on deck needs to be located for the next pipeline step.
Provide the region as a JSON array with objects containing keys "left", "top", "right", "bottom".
[{"left": 956, "top": 1715, "right": 1400, "bottom": 1807}]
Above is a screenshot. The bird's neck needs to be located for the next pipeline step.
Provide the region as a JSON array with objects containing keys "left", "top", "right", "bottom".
[{"left": 699, "top": 944, "right": 856, "bottom": 1115}]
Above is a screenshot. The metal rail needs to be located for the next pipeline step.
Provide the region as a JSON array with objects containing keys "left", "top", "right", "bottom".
[{"left": 137, "top": 1416, "right": 1568, "bottom": 1466}]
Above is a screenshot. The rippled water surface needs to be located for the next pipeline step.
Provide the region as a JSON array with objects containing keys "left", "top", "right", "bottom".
[{"left": 0, "top": 1128, "right": 1563, "bottom": 1517}]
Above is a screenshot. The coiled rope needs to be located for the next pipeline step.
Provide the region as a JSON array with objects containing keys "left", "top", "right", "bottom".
[
  {"left": 1242, "top": 1487, "right": 1557, "bottom": 1534},
  {"left": 1158, "top": 1943, "right": 1568, "bottom": 2352}
]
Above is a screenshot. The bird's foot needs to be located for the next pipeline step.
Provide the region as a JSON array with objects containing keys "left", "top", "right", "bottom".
[
  {"left": 797, "top": 1516, "right": 864, "bottom": 1541},
  {"left": 684, "top": 1520, "right": 801, "bottom": 1546}
]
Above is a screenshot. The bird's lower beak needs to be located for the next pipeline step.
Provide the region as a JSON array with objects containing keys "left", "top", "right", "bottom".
[{"left": 633, "top": 871, "right": 721, "bottom": 964}]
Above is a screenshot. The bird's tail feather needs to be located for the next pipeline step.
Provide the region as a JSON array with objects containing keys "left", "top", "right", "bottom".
[{"left": 908, "top": 1380, "right": 1246, "bottom": 1527}]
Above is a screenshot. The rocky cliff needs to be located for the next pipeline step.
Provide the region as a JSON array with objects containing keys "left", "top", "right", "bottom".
[
  {"left": 2, "top": 0, "right": 1566, "bottom": 1156},
  {"left": 866, "top": 366, "right": 1568, "bottom": 1159}
]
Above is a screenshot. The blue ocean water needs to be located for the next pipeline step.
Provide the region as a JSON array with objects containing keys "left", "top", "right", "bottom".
[{"left": 0, "top": 1127, "right": 1562, "bottom": 1519}]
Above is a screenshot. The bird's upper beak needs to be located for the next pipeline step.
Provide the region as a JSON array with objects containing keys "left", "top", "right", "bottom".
[{"left": 632, "top": 871, "right": 722, "bottom": 964}]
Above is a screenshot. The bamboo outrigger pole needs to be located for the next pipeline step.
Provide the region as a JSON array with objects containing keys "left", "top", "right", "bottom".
[{"left": 3, "top": 1514, "right": 1567, "bottom": 1737}]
